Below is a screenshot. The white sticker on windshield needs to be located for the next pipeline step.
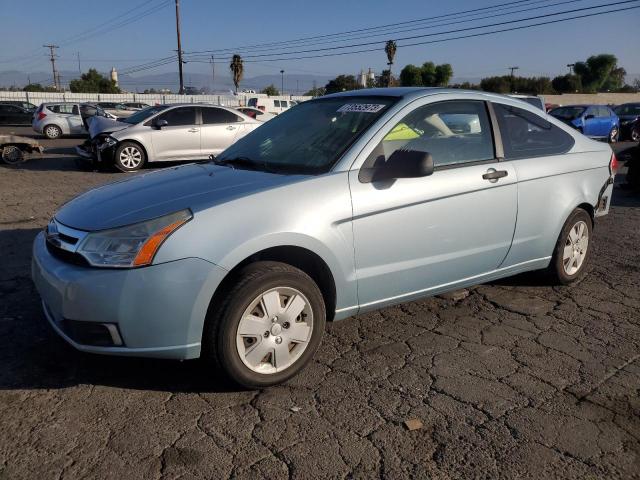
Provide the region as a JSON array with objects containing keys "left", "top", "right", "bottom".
[{"left": 337, "top": 103, "right": 386, "bottom": 113}]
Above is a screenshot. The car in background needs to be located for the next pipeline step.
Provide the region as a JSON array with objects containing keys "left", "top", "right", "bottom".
[
  {"left": 236, "top": 106, "right": 276, "bottom": 122},
  {"left": 92, "top": 102, "right": 135, "bottom": 119},
  {"left": 32, "top": 88, "right": 616, "bottom": 387},
  {"left": 0, "top": 104, "right": 34, "bottom": 125},
  {"left": 613, "top": 103, "right": 640, "bottom": 141},
  {"left": 508, "top": 94, "right": 545, "bottom": 111},
  {"left": 90, "top": 103, "right": 260, "bottom": 171},
  {"left": 247, "top": 97, "right": 293, "bottom": 115},
  {"left": 549, "top": 104, "right": 619, "bottom": 143},
  {"left": 32, "top": 102, "right": 116, "bottom": 139},
  {"left": 122, "top": 102, "right": 150, "bottom": 111},
  {"left": 0, "top": 100, "right": 38, "bottom": 112}
]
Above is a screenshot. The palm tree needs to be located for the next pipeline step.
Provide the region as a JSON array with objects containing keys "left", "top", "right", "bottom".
[
  {"left": 229, "top": 54, "right": 244, "bottom": 93},
  {"left": 384, "top": 40, "right": 397, "bottom": 87}
]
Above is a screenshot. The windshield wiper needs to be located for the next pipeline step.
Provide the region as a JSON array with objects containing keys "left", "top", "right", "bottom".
[{"left": 212, "top": 155, "right": 282, "bottom": 174}]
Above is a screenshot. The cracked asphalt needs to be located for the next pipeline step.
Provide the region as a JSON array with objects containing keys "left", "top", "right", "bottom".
[{"left": 0, "top": 128, "right": 639, "bottom": 479}]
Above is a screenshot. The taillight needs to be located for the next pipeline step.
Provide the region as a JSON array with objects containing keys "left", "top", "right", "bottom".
[
  {"left": 37, "top": 112, "right": 47, "bottom": 121},
  {"left": 610, "top": 152, "right": 618, "bottom": 176},
  {"left": 258, "top": 105, "right": 265, "bottom": 111}
]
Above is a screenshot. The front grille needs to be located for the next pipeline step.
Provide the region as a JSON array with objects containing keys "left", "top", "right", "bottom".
[{"left": 46, "top": 239, "right": 89, "bottom": 266}]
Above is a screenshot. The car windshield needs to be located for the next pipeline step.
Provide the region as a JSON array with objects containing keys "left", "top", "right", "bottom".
[
  {"left": 217, "top": 96, "right": 397, "bottom": 174},
  {"left": 550, "top": 106, "right": 585, "bottom": 120},
  {"left": 614, "top": 104, "right": 640, "bottom": 116},
  {"left": 121, "top": 105, "right": 169, "bottom": 124}
]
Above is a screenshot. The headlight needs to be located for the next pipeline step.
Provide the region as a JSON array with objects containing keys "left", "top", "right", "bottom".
[
  {"left": 77, "top": 209, "right": 192, "bottom": 268},
  {"left": 98, "top": 136, "right": 118, "bottom": 150}
]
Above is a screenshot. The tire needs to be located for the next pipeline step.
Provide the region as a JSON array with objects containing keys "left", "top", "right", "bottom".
[
  {"left": 549, "top": 208, "right": 593, "bottom": 285},
  {"left": 43, "top": 124, "right": 62, "bottom": 139},
  {"left": 203, "top": 261, "right": 326, "bottom": 388},
  {"left": 608, "top": 126, "right": 619, "bottom": 144},
  {"left": 1, "top": 145, "right": 24, "bottom": 165},
  {"left": 114, "top": 141, "right": 146, "bottom": 172},
  {"left": 631, "top": 127, "right": 640, "bottom": 143}
]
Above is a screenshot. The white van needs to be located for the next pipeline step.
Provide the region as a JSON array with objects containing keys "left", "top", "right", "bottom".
[{"left": 247, "top": 97, "right": 293, "bottom": 115}]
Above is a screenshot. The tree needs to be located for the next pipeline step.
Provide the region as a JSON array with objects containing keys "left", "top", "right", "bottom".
[
  {"left": 434, "top": 64, "right": 453, "bottom": 87},
  {"left": 480, "top": 76, "right": 512, "bottom": 93},
  {"left": 384, "top": 40, "right": 397, "bottom": 87},
  {"left": 23, "top": 83, "right": 44, "bottom": 92},
  {"left": 304, "top": 86, "right": 326, "bottom": 97},
  {"left": 229, "top": 54, "right": 244, "bottom": 93},
  {"left": 552, "top": 74, "right": 582, "bottom": 93},
  {"left": 324, "top": 75, "right": 360, "bottom": 94},
  {"left": 420, "top": 62, "right": 437, "bottom": 86},
  {"left": 399, "top": 64, "right": 422, "bottom": 86},
  {"left": 376, "top": 70, "right": 397, "bottom": 88},
  {"left": 573, "top": 54, "right": 621, "bottom": 92},
  {"left": 260, "top": 84, "right": 280, "bottom": 96},
  {"left": 69, "top": 68, "right": 120, "bottom": 93}
]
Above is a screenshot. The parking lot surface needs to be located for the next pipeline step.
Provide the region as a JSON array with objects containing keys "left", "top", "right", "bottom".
[{"left": 0, "top": 126, "right": 639, "bottom": 479}]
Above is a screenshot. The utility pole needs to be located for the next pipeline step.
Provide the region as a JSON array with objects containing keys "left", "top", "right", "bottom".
[
  {"left": 508, "top": 66, "right": 519, "bottom": 93},
  {"left": 77, "top": 52, "right": 81, "bottom": 74},
  {"left": 43, "top": 44, "right": 60, "bottom": 90},
  {"left": 174, "top": 0, "right": 185, "bottom": 94},
  {"left": 567, "top": 63, "right": 575, "bottom": 74},
  {"left": 210, "top": 55, "right": 215, "bottom": 91},
  {"left": 280, "top": 69, "right": 285, "bottom": 95},
  {"left": 296, "top": 79, "right": 299, "bottom": 95}
]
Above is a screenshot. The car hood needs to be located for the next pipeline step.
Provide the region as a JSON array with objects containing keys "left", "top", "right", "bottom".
[
  {"left": 55, "top": 162, "right": 304, "bottom": 231},
  {"left": 88, "top": 116, "right": 131, "bottom": 138},
  {"left": 618, "top": 115, "right": 639, "bottom": 121}
]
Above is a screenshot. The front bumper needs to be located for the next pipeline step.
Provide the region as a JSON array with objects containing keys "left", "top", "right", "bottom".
[{"left": 31, "top": 231, "right": 227, "bottom": 359}]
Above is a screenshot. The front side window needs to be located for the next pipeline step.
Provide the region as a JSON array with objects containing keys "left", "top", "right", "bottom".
[
  {"left": 202, "top": 107, "right": 241, "bottom": 124},
  {"left": 156, "top": 107, "right": 196, "bottom": 126},
  {"left": 493, "top": 103, "right": 575, "bottom": 159},
  {"left": 217, "top": 96, "right": 397, "bottom": 174},
  {"left": 614, "top": 104, "right": 640, "bottom": 116},
  {"left": 368, "top": 100, "right": 495, "bottom": 169},
  {"left": 124, "top": 105, "right": 169, "bottom": 124}
]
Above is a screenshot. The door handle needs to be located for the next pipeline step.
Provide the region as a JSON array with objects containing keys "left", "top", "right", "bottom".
[
  {"left": 226, "top": 126, "right": 236, "bottom": 130},
  {"left": 482, "top": 169, "right": 508, "bottom": 182},
  {"left": 188, "top": 128, "right": 199, "bottom": 133}
]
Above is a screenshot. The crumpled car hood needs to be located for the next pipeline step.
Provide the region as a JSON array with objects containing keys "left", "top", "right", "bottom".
[
  {"left": 55, "top": 162, "right": 303, "bottom": 231},
  {"left": 88, "top": 116, "right": 130, "bottom": 138}
]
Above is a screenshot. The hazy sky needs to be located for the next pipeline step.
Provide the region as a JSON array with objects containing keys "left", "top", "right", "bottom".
[{"left": 1, "top": 0, "right": 639, "bottom": 82}]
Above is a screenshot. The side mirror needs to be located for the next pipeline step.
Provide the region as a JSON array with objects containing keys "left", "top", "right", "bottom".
[
  {"left": 364, "top": 149, "right": 434, "bottom": 183},
  {"left": 584, "top": 114, "right": 594, "bottom": 121},
  {"left": 153, "top": 118, "right": 169, "bottom": 129}
]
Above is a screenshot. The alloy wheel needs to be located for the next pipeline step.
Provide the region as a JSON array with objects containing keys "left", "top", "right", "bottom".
[
  {"left": 236, "top": 287, "right": 313, "bottom": 374},
  {"left": 610, "top": 127, "right": 618, "bottom": 143},
  {"left": 119, "top": 146, "right": 142, "bottom": 169},
  {"left": 45, "top": 126, "right": 60, "bottom": 138},
  {"left": 562, "top": 220, "right": 589, "bottom": 276}
]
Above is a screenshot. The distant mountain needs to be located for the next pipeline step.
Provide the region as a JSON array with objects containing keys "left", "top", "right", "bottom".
[{"left": 0, "top": 69, "right": 334, "bottom": 94}]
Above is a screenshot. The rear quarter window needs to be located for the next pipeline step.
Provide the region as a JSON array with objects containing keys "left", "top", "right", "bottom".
[{"left": 493, "top": 103, "right": 575, "bottom": 159}]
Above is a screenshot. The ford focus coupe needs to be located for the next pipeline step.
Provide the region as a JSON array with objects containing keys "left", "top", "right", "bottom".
[{"left": 32, "top": 88, "right": 617, "bottom": 388}]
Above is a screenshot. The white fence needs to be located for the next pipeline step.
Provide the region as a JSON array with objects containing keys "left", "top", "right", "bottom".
[{"left": 0, "top": 91, "right": 312, "bottom": 107}]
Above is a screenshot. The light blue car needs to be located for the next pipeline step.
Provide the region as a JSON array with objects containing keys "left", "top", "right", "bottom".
[{"left": 32, "top": 88, "right": 617, "bottom": 387}]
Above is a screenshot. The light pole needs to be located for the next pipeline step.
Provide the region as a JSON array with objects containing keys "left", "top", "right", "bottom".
[
  {"left": 567, "top": 63, "right": 575, "bottom": 75},
  {"left": 280, "top": 69, "right": 284, "bottom": 95}
]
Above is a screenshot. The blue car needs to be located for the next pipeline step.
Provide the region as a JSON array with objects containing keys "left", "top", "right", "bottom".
[{"left": 549, "top": 104, "right": 619, "bottom": 143}]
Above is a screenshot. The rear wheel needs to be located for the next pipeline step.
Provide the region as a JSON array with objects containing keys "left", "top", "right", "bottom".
[
  {"left": 608, "top": 126, "right": 619, "bottom": 143},
  {"left": 203, "top": 261, "right": 326, "bottom": 388},
  {"left": 631, "top": 127, "right": 640, "bottom": 142},
  {"left": 43, "top": 124, "right": 62, "bottom": 139},
  {"left": 550, "top": 208, "right": 592, "bottom": 284},
  {"left": 114, "top": 141, "right": 145, "bottom": 172},
  {"left": 1, "top": 145, "right": 24, "bottom": 165}
]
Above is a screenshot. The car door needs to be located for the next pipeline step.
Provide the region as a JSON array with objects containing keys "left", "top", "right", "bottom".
[
  {"left": 200, "top": 107, "right": 245, "bottom": 156},
  {"left": 149, "top": 106, "right": 200, "bottom": 161},
  {"left": 582, "top": 107, "right": 599, "bottom": 136},
  {"left": 0, "top": 104, "right": 28, "bottom": 124},
  {"left": 349, "top": 99, "right": 517, "bottom": 310}
]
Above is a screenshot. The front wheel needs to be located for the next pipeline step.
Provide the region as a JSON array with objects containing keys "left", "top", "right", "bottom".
[
  {"left": 608, "top": 126, "right": 619, "bottom": 143},
  {"left": 203, "top": 261, "right": 326, "bottom": 388},
  {"left": 550, "top": 208, "right": 592, "bottom": 284},
  {"left": 114, "top": 141, "right": 146, "bottom": 172},
  {"left": 631, "top": 127, "right": 640, "bottom": 142}
]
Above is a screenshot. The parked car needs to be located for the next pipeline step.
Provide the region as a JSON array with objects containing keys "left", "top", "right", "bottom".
[
  {"left": 92, "top": 102, "right": 135, "bottom": 118},
  {"left": 549, "top": 104, "right": 619, "bottom": 142},
  {"left": 613, "top": 103, "right": 640, "bottom": 141},
  {"left": 508, "top": 94, "right": 545, "bottom": 110},
  {"left": 32, "top": 102, "right": 114, "bottom": 139},
  {"left": 87, "top": 103, "right": 260, "bottom": 171},
  {"left": 0, "top": 100, "right": 37, "bottom": 112},
  {"left": 236, "top": 106, "right": 276, "bottom": 122},
  {"left": 247, "top": 97, "right": 293, "bottom": 115},
  {"left": 32, "top": 88, "right": 616, "bottom": 388},
  {"left": 122, "top": 102, "right": 151, "bottom": 111},
  {"left": 0, "top": 104, "right": 33, "bottom": 125}
]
